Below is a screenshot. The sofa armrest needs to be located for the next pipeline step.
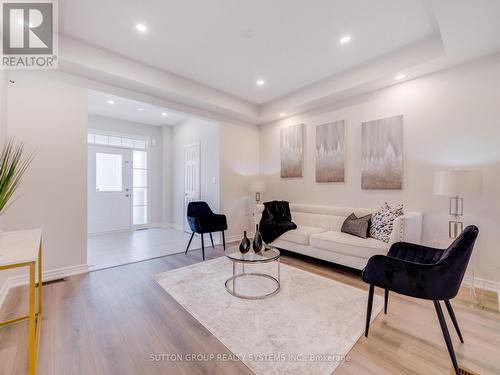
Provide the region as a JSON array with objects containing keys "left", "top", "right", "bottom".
[{"left": 389, "top": 212, "right": 423, "bottom": 245}]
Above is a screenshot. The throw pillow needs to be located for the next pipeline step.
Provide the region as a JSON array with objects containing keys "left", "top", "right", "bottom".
[
  {"left": 341, "top": 213, "right": 372, "bottom": 239},
  {"left": 369, "top": 203, "right": 404, "bottom": 243}
]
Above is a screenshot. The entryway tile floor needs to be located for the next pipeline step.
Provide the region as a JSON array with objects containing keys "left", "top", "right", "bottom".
[{"left": 87, "top": 228, "right": 206, "bottom": 270}]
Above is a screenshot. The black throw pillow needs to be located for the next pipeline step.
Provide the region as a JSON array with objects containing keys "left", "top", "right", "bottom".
[{"left": 341, "top": 213, "right": 372, "bottom": 239}]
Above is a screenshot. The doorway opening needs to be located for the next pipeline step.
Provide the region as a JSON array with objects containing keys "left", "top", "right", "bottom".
[
  {"left": 87, "top": 132, "right": 149, "bottom": 234},
  {"left": 86, "top": 90, "right": 220, "bottom": 270}
]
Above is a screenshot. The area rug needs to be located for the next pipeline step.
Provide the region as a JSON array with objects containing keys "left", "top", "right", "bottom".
[{"left": 154, "top": 257, "right": 383, "bottom": 375}]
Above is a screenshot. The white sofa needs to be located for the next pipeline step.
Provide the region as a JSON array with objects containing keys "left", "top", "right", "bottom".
[{"left": 256, "top": 203, "right": 423, "bottom": 270}]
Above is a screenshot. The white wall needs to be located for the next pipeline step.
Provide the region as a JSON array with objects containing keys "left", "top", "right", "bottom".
[
  {"left": 0, "top": 70, "right": 8, "bottom": 303},
  {"left": 88, "top": 114, "right": 165, "bottom": 225},
  {"left": 260, "top": 55, "right": 500, "bottom": 281},
  {"left": 4, "top": 70, "right": 88, "bottom": 276},
  {"left": 220, "top": 121, "right": 260, "bottom": 240},
  {"left": 162, "top": 125, "right": 174, "bottom": 225},
  {"left": 172, "top": 118, "right": 220, "bottom": 230}
]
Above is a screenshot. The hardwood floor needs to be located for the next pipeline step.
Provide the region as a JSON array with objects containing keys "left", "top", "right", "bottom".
[{"left": 1, "top": 245, "right": 499, "bottom": 375}]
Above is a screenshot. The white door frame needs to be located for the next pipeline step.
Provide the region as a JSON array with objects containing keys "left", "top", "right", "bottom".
[
  {"left": 87, "top": 144, "right": 133, "bottom": 235},
  {"left": 184, "top": 141, "right": 201, "bottom": 232},
  {"left": 87, "top": 130, "right": 152, "bottom": 234}
]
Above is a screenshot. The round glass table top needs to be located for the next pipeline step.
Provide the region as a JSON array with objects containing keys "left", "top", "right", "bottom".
[{"left": 225, "top": 246, "right": 280, "bottom": 263}]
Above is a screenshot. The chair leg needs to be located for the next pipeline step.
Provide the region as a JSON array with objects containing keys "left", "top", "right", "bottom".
[
  {"left": 209, "top": 232, "right": 215, "bottom": 248},
  {"left": 384, "top": 289, "right": 389, "bottom": 314},
  {"left": 445, "top": 300, "right": 464, "bottom": 343},
  {"left": 185, "top": 232, "right": 195, "bottom": 254},
  {"left": 222, "top": 231, "right": 226, "bottom": 251},
  {"left": 365, "top": 284, "right": 375, "bottom": 337},
  {"left": 434, "top": 300, "right": 459, "bottom": 375},
  {"left": 201, "top": 234, "right": 205, "bottom": 261}
]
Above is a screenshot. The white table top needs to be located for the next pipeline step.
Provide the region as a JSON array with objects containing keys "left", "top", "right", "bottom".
[{"left": 0, "top": 229, "right": 42, "bottom": 267}]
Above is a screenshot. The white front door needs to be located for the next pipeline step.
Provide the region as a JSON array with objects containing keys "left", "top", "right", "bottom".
[
  {"left": 88, "top": 145, "right": 132, "bottom": 234},
  {"left": 184, "top": 142, "right": 201, "bottom": 232}
]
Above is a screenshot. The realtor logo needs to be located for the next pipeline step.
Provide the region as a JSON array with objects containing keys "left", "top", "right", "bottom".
[{"left": 1, "top": 1, "right": 58, "bottom": 69}]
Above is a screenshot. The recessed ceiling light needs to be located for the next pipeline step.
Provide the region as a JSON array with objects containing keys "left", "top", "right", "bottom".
[
  {"left": 256, "top": 79, "right": 265, "bottom": 86},
  {"left": 340, "top": 35, "right": 352, "bottom": 45},
  {"left": 161, "top": 112, "right": 168, "bottom": 116},
  {"left": 136, "top": 24, "right": 147, "bottom": 33},
  {"left": 106, "top": 100, "right": 115, "bottom": 105},
  {"left": 395, "top": 73, "right": 406, "bottom": 80},
  {"left": 137, "top": 108, "right": 144, "bottom": 111},
  {"left": 279, "top": 113, "right": 286, "bottom": 117}
]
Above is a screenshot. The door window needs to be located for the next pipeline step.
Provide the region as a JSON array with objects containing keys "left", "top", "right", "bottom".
[
  {"left": 132, "top": 150, "right": 148, "bottom": 225},
  {"left": 95, "top": 153, "right": 122, "bottom": 192}
]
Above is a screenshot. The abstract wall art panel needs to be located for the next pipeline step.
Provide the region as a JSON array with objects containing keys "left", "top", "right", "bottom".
[
  {"left": 361, "top": 115, "right": 403, "bottom": 189},
  {"left": 315, "top": 120, "right": 345, "bottom": 183},
  {"left": 280, "top": 124, "right": 304, "bottom": 178}
]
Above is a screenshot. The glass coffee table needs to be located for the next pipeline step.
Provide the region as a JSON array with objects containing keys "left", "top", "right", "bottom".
[{"left": 224, "top": 246, "right": 280, "bottom": 300}]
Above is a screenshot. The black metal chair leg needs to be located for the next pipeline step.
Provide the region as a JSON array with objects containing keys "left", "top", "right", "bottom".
[
  {"left": 365, "top": 285, "right": 375, "bottom": 337},
  {"left": 222, "top": 231, "right": 226, "bottom": 251},
  {"left": 445, "top": 300, "right": 464, "bottom": 343},
  {"left": 185, "top": 232, "right": 195, "bottom": 254},
  {"left": 384, "top": 289, "right": 389, "bottom": 314},
  {"left": 209, "top": 232, "right": 215, "bottom": 248},
  {"left": 201, "top": 234, "right": 205, "bottom": 261},
  {"left": 434, "top": 300, "right": 460, "bottom": 375}
]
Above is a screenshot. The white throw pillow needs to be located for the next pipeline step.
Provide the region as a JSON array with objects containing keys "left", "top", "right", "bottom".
[{"left": 369, "top": 203, "right": 404, "bottom": 243}]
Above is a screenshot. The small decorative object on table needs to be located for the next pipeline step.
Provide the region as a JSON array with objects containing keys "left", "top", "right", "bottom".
[
  {"left": 239, "top": 231, "right": 251, "bottom": 254},
  {"left": 252, "top": 224, "right": 263, "bottom": 252}
]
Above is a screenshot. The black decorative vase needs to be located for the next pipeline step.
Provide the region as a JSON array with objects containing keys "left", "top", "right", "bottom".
[
  {"left": 239, "top": 231, "right": 251, "bottom": 254},
  {"left": 252, "top": 224, "right": 263, "bottom": 252}
]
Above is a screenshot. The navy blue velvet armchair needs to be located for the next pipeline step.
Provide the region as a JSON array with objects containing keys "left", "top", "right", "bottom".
[
  {"left": 185, "top": 201, "right": 227, "bottom": 260},
  {"left": 362, "top": 225, "right": 479, "bottom": 375}
]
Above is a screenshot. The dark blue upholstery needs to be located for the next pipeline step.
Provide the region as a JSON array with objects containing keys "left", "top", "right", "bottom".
[
  {"left": 187, "top": 201, "right": 227, "bottom": 234},
  {"left": 362, "top": 225, "right": 478, "bottom": 300},
  {"left": 185, "top": 201, "right": 227, "bottom": 260},
  {"left": 361, "top": 225, "right": 479, "bottom": 375}
]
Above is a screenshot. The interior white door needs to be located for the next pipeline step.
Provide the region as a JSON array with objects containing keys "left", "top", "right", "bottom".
[
  {"left": 184, "top": 142, "right": 201, "bottom": 232},
  {"left": 88, "top": 145, "right": 132, "bottom": 234}
]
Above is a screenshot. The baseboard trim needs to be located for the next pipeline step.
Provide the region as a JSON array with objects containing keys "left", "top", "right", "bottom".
[
  {"left": 0, "top": 263, "right": 89, "bottom": 309},
  {"left": 0, "top": 264, "right": 89, "bottom": 309},
  {"left": 0, "top": 279, "right": 9, "bottom": 310},
  {"left": 171, "top": 224, "right": 184, "bottom": 231},
  {"left": 462, "top": 275, "right": 500, "bottom": 292},
  {"left": 225, "top": 234, "right": 245, "bottom": 243}
]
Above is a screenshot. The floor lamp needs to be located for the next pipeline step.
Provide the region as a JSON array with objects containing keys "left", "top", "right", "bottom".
[
  {"left": 433, "top": 169, "right": 482, "bottom": 302},
  {"left": 433, "top": 170, "right": 482, "bottom": 239}
]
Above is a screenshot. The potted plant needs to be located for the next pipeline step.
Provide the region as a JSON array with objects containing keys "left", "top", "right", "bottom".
[{"left": 0, "top": 139, "right": 33, "bottom": 216}]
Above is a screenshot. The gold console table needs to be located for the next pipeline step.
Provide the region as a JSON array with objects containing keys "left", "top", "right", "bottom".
[{"left": 0, "top": 229, "right": 43, "bottom": 375}]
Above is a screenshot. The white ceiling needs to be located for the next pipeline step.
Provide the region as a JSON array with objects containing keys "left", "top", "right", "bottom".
[
  {"left": 88, "top": 90, "right": 187, "bottom": 126},
  {"left": 60, "top": 0, "right": 500, "bottom": 124},
  {"left": 61, "top": 0, "right": 438, "bottom": 105}
]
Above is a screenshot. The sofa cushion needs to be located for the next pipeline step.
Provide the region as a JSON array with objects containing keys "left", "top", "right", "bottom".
[
  {"left": 369, "top": 203, "right": 404, "bottom": 243},
  {"left": 341, "top": 213, "right": 372, "bottom": 238},
  {"left": 310, "top": 231, "right": 388, "bottom": 259},
  {"left": 278, "top": 225, "right": 327, "bottom": 245},
  {"left": 291, "top": 212, "right": 332, "bottom": 230}
]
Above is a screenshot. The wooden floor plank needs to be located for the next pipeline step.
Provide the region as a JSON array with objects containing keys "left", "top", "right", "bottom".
[{"left": 0, "top": 245, "right": 499, "bottom": 375}]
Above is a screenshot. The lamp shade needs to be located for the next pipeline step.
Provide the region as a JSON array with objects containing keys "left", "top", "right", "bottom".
[
  {"left": 433, "top": 170, "right": 482, "bottom": 196},
  {"left": 248, "top": 178, "right": 266, "bottom": 193}
]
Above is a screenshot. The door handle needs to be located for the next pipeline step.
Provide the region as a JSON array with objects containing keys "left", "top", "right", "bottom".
[{"left": 125, "top": 194, "right": 130, "bottom": 197}]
